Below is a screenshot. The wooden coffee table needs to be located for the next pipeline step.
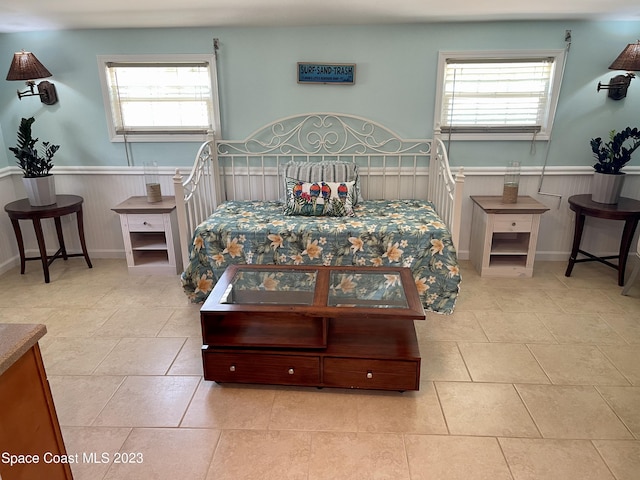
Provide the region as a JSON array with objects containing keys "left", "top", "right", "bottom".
[{"left": 200, "top": 264, "right": 426, "bottom": 391}]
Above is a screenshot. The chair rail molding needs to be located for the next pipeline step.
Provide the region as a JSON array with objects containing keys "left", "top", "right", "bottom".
[{"left": 0, "top": 165, "right": 638, "bottom": 275}]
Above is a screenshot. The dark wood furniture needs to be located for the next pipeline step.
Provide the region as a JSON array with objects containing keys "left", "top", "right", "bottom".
[
  {"left": 200, "top": 264, "right": 425, "bottom": 391},
  {"left": 4, "top": 194, "right": 92, "bottom": 283},
  {"left": 565, "top": 194, "right": 640, "bottom": 286},
  {"left": 0, "top": 324, "right": 73, "bottom": 480}
]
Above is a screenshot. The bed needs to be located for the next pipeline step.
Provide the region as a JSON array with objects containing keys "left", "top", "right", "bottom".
[{"left": 173, "top": 113, "right": 465, "bottom": 314}]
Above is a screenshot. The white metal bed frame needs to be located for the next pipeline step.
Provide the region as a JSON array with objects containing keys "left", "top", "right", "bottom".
[{"left": 173, "top": 113, "right": 465, "bottom": 270}]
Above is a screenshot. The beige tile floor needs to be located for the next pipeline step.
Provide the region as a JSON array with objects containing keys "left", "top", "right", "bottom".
[{"left": 1, "top": 257, "right": 639, "bottom": 480}]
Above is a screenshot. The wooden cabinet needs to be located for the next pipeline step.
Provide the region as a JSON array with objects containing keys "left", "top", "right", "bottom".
[
  {"left": 112, "top": 196, "right": 182, "bottom": 275},
  {"left": 201, "top": 318, "right": 421, "bottom": 391},
  {"left": 470, "top": 196, "right": 549, "bottom": 277},
  {"left": 0, "top": 324, "right": 73, "bottom": 480},
  {"left": 200, "top": 265, "right": 424, "bottom": 392}
]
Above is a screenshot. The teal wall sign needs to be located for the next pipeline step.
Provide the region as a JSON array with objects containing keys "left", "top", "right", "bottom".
[{"left": 297, "top": 63, "right": 356, "bottom": 84}]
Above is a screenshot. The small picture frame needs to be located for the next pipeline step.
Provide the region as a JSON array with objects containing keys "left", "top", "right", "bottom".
[{"left": 297, "top": 63, "right": 356, "bottom": 85}]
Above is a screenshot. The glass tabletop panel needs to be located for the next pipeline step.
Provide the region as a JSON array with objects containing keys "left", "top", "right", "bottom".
[
  {"left": 220, "top": 268, "right": 318, "bottom": 305},
  {"left": 327, "top": 270, "right": 409, "bottom": 309}
]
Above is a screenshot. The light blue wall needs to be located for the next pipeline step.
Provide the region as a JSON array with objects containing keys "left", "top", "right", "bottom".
[{"left": 1, "top": 20, "right": 639, "bottom": 171}]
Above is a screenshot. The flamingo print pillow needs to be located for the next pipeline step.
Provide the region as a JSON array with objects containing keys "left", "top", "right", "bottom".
[{"left": 283, "top": 177, "right": 356, "bottom": 217}]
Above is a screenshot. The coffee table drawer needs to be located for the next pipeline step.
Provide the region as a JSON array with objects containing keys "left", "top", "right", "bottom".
[
  {"left": 203, "top": 351, "right": 320, "bottom": 385},
  {"left": 323, "top": 357, "right": 419, "bottom": 391}
]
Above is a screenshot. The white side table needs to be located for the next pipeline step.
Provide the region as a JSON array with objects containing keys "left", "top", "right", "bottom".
[
  {"left": 469, "top": 195, "right": 549, "bottom": 277},
  {"left": 112, "top": 196, "right": 182, "bottom": 275}
]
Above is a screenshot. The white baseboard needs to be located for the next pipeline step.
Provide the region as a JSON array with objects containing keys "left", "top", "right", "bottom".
[
  {"left": 0, "top": 258, "right": 18, "bottom": 277},
  {"left": 0, "top": 250, "right": 127, "bottom": 277}
]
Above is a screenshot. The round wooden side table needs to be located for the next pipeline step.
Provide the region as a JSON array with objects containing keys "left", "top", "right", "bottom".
[
  {"left": 4, "top": 194, "right": 93, "bottom": 283},
  {"left": 565, "top": 194, "right": 640, "bottom": 286}
]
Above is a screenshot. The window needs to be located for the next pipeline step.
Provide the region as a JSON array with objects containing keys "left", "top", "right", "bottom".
[
  {"left": 98, "top": 54, "right": 220, "bottom": 142},
  {"left": 434, "top": 50, "right": 565, "bottom": 141}
]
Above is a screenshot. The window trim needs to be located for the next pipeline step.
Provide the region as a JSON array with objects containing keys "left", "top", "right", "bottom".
[
  {"left": 97, "top": 54, "right": 221, "bottom": 143},
  {"left": 433, "top": 49, "right": 566, "bottom": 141}
]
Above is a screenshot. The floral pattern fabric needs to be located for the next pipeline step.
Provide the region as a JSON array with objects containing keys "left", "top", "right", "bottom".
[
  {"left": 228, "top": 269, "right": 408, "bottom": 309},
  {"left": 181, "top": 199, "right": 460, "bottom": 314}
]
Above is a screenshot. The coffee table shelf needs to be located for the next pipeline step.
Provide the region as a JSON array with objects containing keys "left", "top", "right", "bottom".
[
  {"left": 202, "top": 313, "right": 328, "bottom": 349},
  {"left": 200, "top": 265, "right": 425, "bottom": 391}
]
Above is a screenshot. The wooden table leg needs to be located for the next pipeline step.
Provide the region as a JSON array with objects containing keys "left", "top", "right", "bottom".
[
  {"left": 617, "top": 219, "right": 639, "bottom": 286},
  {"left": 76, "top": 208, "right": 93, "bottom": 268},
  {"left": 54, "top": 217, "right": 68, "bottom": 260},
  {"left": 9, "top": 218, "right": 26, "bottom": 275},
  {"left": 565, "top": 210, "right": 585, "bottom": 278},
  {"left": 32, "top": 218, "right": 50, "bottom": 283}
]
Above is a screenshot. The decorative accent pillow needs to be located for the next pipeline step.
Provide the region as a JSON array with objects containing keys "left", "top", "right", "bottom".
[
  {"left": 280, "top": 161, "right": 363, "bottom": 205},
  {"left": 283, "top": 177, "right": 356, "bottom": 217}
]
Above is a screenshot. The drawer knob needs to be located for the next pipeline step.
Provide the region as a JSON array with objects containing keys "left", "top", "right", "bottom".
[
  {"left": 288, "top": 368, "right": 295, "bottom": 375},
  {"left": 229, "top": 365, "right": 236, "bottom": 372},
  {"left": 366, "top": 371, "right": 373, "bottom": 379},
  {"left": 511, "top": 222, "right": 516, "bottom": 227},
  {"left": 144, "top": 221, "right": 148, "bottom": 225}
]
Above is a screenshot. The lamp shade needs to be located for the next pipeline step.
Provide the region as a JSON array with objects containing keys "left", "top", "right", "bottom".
[
  {"left": 609, "top": 41, "right": 640, "bottom": 72},
  {"left": 6, "top": 50, "right": 52, "bottom": 81}
]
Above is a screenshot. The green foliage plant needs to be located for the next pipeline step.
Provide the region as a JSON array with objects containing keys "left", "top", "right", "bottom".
[
  {"left": 591, "top": 127, "right": 640, "bottom": 174},
  {"left": 8, "top": 117, "right": 60, "bottom": 178}
]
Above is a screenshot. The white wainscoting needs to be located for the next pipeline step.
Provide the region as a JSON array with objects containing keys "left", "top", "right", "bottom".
[
  {"left": 0, "top": 166, "right": 183, "bottom": 276},
  {"left": 457, "top": 166, "right": 640, "bottom": 262},
  {"left": 1, "top": 166, "right": 638, "bottom": 278},
  {"left": 0, "top": 170, "right": 20, "bottom": 274}
]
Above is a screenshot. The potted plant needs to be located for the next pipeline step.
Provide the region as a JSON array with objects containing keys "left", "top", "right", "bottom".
[
  {"left": 590, "top": 127, "right": 640, "bottom": 204},
  {"left": 8, "top": 117, "right": 60, "bottom": 206}
]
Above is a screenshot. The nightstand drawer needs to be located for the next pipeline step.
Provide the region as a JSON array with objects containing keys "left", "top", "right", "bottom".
[
  {"left": 126, "top": 214, "right": 166, "bottom": 232},
  {"left": 323, "top": 357, "right": 419, "bottom": 391},
  {"left": 493, "top": 214, "right": 533, "bottom": 232}
]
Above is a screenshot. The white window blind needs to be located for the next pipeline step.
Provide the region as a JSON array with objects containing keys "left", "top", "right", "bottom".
[
  {"left": 435, "top": 51, "right": 565, "bottom": 140},
  {"left": 98, "top": 54, "right": 220, "bottom": 142}
]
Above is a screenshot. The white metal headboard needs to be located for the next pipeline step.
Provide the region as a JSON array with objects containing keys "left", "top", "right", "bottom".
[
  {"left": 174, "top": 113, "right": 464, "bottom": 270},
  {"left": 215, "top": 113, "right": 432, "bottom": 201}
]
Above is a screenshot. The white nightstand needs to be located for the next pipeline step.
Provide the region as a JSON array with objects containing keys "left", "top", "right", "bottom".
[
  {"left": 469, "top": 195, "right": 549, "bottom": 277},
  {"left": 112, "top": 196, "right": 182, "bottom": 275}
]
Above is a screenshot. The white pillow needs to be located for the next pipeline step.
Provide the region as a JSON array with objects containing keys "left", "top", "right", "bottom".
[
  {"left": 283, "top": 178, "right": 356, "bottom": 217},
  {"left": 280, "top": 161, "right": 363, "bottom": 204}
]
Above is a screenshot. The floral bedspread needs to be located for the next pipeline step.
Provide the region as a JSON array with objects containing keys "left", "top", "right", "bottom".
[{"left": 181, "top": 199, "right": 460, "bottom": 314}]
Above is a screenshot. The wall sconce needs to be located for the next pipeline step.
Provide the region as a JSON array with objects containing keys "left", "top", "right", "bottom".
[
  {"left": 597, "top": 41, "right": 640, "bottom": 100},
  {"left": 5, "top": 50, "right": 58, "bottom": 105}
]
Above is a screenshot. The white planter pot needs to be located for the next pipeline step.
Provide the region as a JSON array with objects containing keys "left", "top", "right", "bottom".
[
  {"left": 23, "top": 175, "right": 57, "bottom": 206},
  {"left": 591, "top": 172, "right": 625, "bottom": 204}
]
